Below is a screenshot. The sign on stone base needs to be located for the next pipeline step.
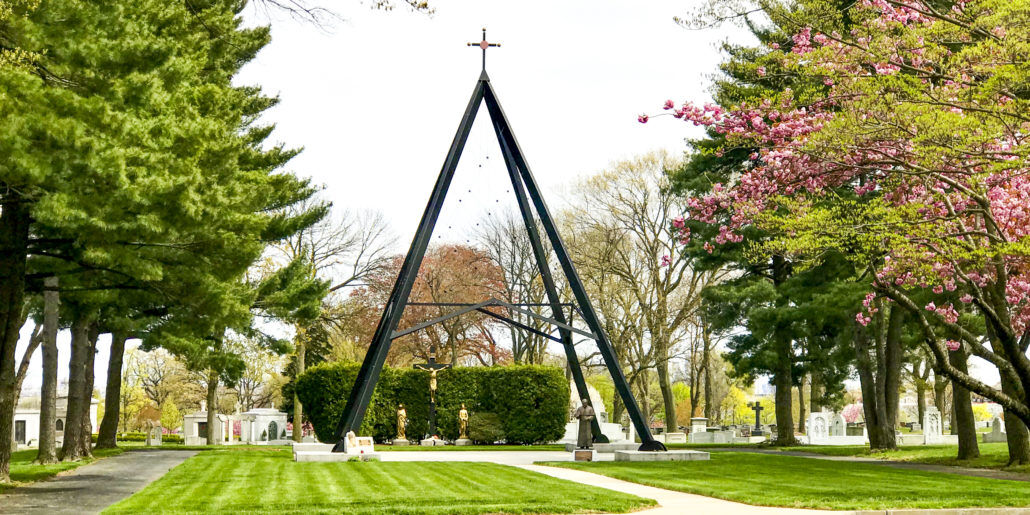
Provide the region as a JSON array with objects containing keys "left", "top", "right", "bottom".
[
  {"left": 454, "top": 438, "right": 472, "bottom": 446},
  {"left": 574, "top": 449, "right": 596, "bottom": 462}
]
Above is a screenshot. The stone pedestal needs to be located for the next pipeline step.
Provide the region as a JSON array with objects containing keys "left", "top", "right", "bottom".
[
  {"left": 392, "top": 438, "right": 411, "bottom": 446},
  {"left": 564, "top": 442, "right": 637, "bottom": 453},
  {"left": 615, "top": 450, "right": 710, "bottom": 462},
  {"left": 294, "top": 451, "right": 380, "bottom": 462},
  {"left": 573, "top": 449, "right": 596, "bottom": 462},
  {"left": 454, "top": 438, "right": 472, "bottom": 446}
]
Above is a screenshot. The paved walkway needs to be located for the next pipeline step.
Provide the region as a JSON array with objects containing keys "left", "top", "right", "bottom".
[
  {"left": 380, "top": 451, "right": 831, "bottom": 514},
  {"left": 0, "top": 450, "right": 197, "bottom": 514},
  {"left": 704, "top": 448, "right": 1030, "bottom": 482},
  {"left": 521, "top": 464, "right": 827, "bottom": 514}
]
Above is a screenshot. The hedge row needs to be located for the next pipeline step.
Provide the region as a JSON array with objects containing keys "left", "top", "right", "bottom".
[
  {"left": 295, "top": 362, "right": 569, "bottom": 444},
  {"left": 90, "top": 432, "right": 184, "bottom": 444}
]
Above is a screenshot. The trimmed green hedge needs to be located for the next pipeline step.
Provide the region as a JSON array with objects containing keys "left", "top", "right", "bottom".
[
  {"left": 91, "top": 432, "right": 184, "bottom": 444},
  {"left": 295, "top": 362, "right": 569, "bottom": 444}
]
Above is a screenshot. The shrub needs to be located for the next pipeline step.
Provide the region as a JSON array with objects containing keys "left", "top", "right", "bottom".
[
  {"left": 294, "top": 362, "right": 569, "bottom": 444},
  {"left": 468, "top": 412, "right": 505, "bottom": 444}
]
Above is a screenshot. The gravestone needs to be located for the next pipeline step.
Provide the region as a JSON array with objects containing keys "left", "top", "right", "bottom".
[
  {"left": 146, "top": 425, "right": 163, "bottom": 446},
  {"left": 807, "top": 411, "right": 831, "bottom": 442},
  {"left": 343, "top": 431, "right": 376, "bottom": 455},
  {"left": 911, "top": 422, "right": 921, "bottom": 432},
  {"left": 983, "top": 416, "right": 1007, "bottom": 443},
  {"left": 829, "top": 414, "right": 846, "bottom": 437},
  {"left": 923, "top": 406, "right": 944, "bottom": 444},
  {"left": 665, "top": 432, "right": 687, "bottom": 444},
  {"left": 690, "top": 417, "right": 708, "bottom": 434},
  {"left": 574, "top": 449, "right": 596, "bottom": 461}
]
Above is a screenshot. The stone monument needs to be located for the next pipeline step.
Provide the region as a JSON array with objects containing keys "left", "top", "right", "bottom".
[
  {"left": 983, "top": 416, "right": 1007, "bottom": 443},
  {"left": 829, "top": 413, "right": 846, "bottom": 437},
  {"left": 146, "top": 424, "right": 163, "bottom": 446},
  {"left": 923, "top": 406, "right": 944, "bottom": 444}
]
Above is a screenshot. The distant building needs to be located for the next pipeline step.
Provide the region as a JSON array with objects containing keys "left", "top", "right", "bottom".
[{"left": 13, "top": 396, "right": 99, "bottom": 448}]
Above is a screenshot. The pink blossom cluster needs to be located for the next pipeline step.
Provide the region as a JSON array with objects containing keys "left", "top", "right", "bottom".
[{"left": 650, "top": 0, "right": 1030, "bottom": 336}]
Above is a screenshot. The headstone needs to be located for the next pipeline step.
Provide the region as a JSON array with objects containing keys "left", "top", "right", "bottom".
[
  {"left": 983, "top": 416, "right": 1007, "bottom": 443},
  {"left": 665, "top": 432, "right": 687, "bottom": 444},
  {"left": 690, "top": 417, "right": 708, "bottom": 434},
  {"left": 829, "top": 414, "right": 846, "bottom": 437},
  {"left": 420, "top": 436, "right": 447, "bottom": 446},
  {"left": 923, "top": 406, "right": 943, "bottom": 444},
  {"left": 911, "top": 422, "right": 921, "bottom": 432},
  {"left": 146, "top": 425, "right": 163, "bottom": 446},
  {"left": 302, "top": 435, "right": 316, "bottom": 443},
  {"left": 807, "top": 411, "right": 831, "bottom": 442},
  {"left": 343, "top": 431, "right": 375, "bottom": 455}
]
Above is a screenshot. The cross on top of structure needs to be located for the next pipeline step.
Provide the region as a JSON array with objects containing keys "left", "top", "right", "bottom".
[
  {"left": 467, "top": 27, "right": 500, "bottom": 71},
  {"left": 413, "top": 346, "right": 451, "bottom": 372}
]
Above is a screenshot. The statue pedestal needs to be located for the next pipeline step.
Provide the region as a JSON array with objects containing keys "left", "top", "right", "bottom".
[
  {"left": 454, "top": 438, "right": 472, "bottom": 446},
  {"left": 392, "top": 438, "right": 410, "bottom": 446}
]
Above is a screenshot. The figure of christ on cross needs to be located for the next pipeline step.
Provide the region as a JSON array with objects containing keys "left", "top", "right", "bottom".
[
  {"left": 467, "top": 27, "right": 500, "bottom": 71},
  {"left": 413, "top": 346, "right": 451, "bottom": 438}
]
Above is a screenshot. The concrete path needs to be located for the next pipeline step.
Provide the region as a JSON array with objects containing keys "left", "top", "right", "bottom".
[
  {"left": 0, "top": 450, "right": 197, "bottom": 514},
  {"left": 520, "top": 464, "right": 828, "bottom": 515},
  {"left": 704, "top": 448, "right": 1030, "bottom": 482},
  {"left": 380, "top": 451, "right": 829, "bottom": 514}
]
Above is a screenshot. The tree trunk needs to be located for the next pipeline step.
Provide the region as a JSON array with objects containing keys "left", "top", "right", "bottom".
[
  {"left": 0, "top": 197, "right": 30, "bottom": 483},
  {"left": 933, "top": 373, "right": 949, "bottom": 417},
  {"left": 96, "top": 332, "right": 127, "bottom": 449},
  {"left": 810, "top": 372, "right": 822, "bottom": 413},
  {"left": 206, "top": 370, "right": 219, "bottom": 445},
  {"left": 36, "top": 277, "right": 60, "bottom": 464},
  {"left": 773, "top": 361, "right": 795, "bottom": 444},
  {"left": 950, "top": 347, "right": 980, "bottom": 460},
  {"left": 702, "top": 327, "right": 712, "bottom": 421},
  {"left": 997, "top": 369, "right": 1030, "bottom": 465},
  {"left": 78, "top": 323, "right": 99, "bottom": 457},
  {"left": 656, "top": 354, "right": 677, "bottom": 433},
  {"left": 12, "top": 325, "right": 43, "bottom": 413},
  {"left": 770, "top": 254, "right": 796, "bottom": 445},
  {"left": 292, "top": 339, "right": 305, "bottom": 443},
  {"left": 61, "top": 315, "right": 91, "bottom": 461},
  {"left": 915, "top": 381, "right": 926, "bottom": 430},
  {"left": 797, "top": 376, "right": 806, "bottom": 434}
]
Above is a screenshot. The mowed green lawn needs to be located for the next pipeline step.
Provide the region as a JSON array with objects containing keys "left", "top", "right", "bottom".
[
  {"left": 1, "top": 447, "right": 124, "bottom": 493},
  {"left": 545, "top": 452, "right": 1030, "bottom": 510},
  {"left": 784, "top": 442, "right": 1030, "bottom": 474},
  {"left": 105, "top": 448, "right": 654, "bottom": 514}
]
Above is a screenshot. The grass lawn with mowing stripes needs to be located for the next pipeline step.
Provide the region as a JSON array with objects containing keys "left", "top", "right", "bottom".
[
  {"left": 543, "top": 451, "right": 1030, "bottom": 510},
  {"left": 105, "top": 448, "right": 654, "bottom": 514},
  {"left": 781, "top": 442, "right": 1030, "bottom": 474}
]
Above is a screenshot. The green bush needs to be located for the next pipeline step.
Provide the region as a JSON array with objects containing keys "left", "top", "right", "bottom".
[
  {"left": 295, "top": 362, "right": 569, "bottom": 444},
  {"left": 468, "top": 412, "right": 505, "bottom": 444}
]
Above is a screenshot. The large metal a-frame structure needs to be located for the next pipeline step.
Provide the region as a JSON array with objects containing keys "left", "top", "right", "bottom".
[{"left": 332, "top": 33, "right": 666, "bottom": 452}]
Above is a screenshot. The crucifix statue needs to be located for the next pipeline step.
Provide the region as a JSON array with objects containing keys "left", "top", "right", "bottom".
[
  {"left": 467, "top": 27, "right": 500, "bottom": 71},
  {"left": 750, "top": 401, "right": 765, "bottom": 433},
  {"left": 413, "top": 346, "right": 451, "bottom": 438}
]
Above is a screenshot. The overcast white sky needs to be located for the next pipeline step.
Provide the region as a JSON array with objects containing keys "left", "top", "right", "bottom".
[{"left": 15, "top": 0, "right": 999, "bottom": 398}]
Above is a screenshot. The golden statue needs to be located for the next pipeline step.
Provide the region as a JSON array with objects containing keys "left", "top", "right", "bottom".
[
  {"left": 396, "top": 404, "right": 407, "bottom": 440},
  {"left": 458, "top": 403, "right": 469, "bottom": 439},
  {"left": 429, "top": 369, "right": 438, "bottom": 403}
]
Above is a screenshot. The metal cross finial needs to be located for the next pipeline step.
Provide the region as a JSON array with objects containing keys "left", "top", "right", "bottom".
[{"left": 467, "top": 27, "right": 500, "bottom": 71}]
